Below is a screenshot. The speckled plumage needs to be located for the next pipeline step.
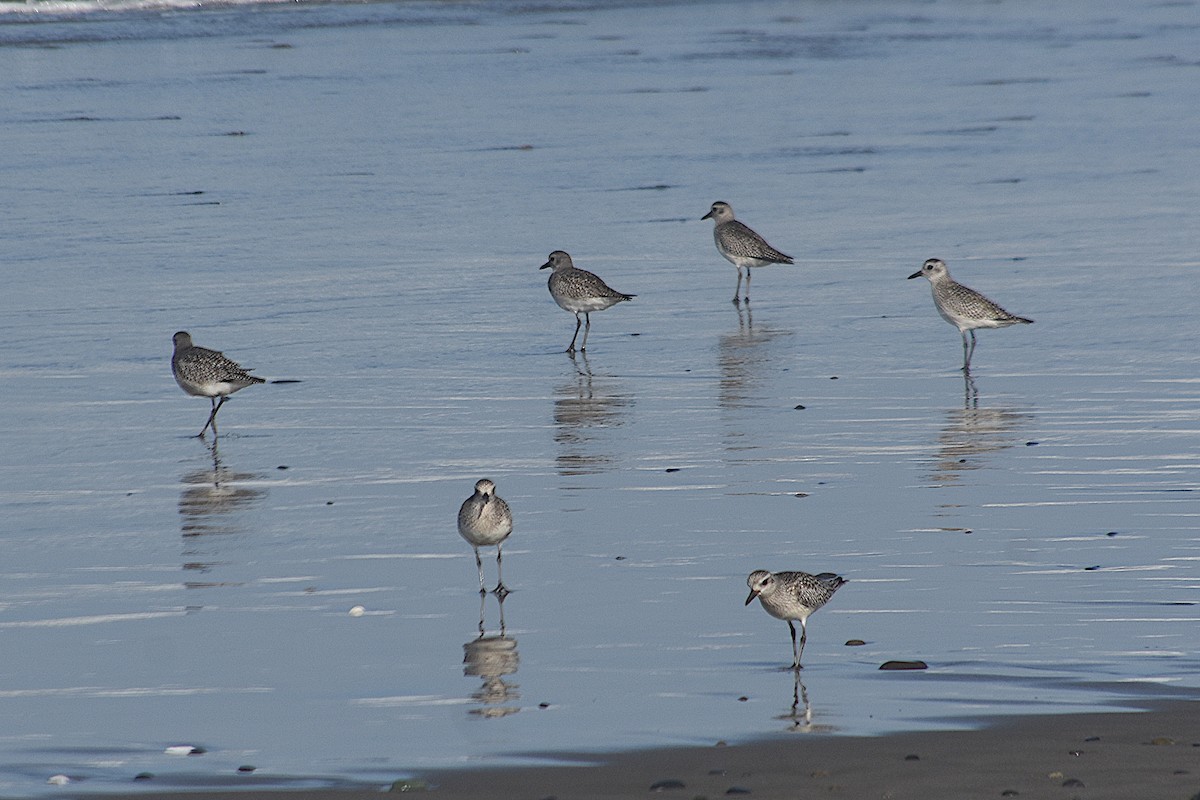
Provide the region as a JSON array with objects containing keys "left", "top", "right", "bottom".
[
  {"left": 702, "top": 201, "right": 793, "bottom": 303},
  {"left": 171, "top": 331, "right": 265, "bottom": 437},
  {"left": 908, "top": 258, "right": 1033, "bottom": 370},
  {"left": 457, "top": 478, "right": 514, "bottom": 595},
  {"left": 540, "top": 250, "right": 635, "bottom": 354},
  {"left": 746, "top": 569, "right": 846, "bottom": 669}
]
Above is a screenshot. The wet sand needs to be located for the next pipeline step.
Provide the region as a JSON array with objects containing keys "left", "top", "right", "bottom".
[{"left": 139, "top": 699, "right": 1199, "bottom": 800}]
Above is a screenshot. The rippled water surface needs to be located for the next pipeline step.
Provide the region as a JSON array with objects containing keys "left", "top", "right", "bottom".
[{"left": 2, "top": 0, "right": 1199, "bottom": 794}]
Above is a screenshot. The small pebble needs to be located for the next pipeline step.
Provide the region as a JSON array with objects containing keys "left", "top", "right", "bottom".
[
  {"left": 539, "top": 702, "right": 550, "bottom": 709},
  {"left": 1000, "top": 790, "right": 1019, "bottom": 796},
  {"left": 879, "top": 660, "right": 928, "bottom": 671},
  {"left": 326, "top": 501, "right": 334, "bottom": 505},
  {"left": 277, "top": 465, "right": 289, "bottom": 470},
  {"left": 845, "top": 639, "right": 866, "bottom": 646},
  {"left": 389, "top": 779, "right": 429, "bottom": 792},
  {"left": 134, "top": 772, "right": 154, "bottom": 781},
  {"left": 794, "top": 492, "right": 809, "bottom": 498},
  {"left": 615, "top": 556, "right": 626, "bottom": 560},
  {"left": 665, "top": 468, "right": 681, "bottom": 473},
  {"left": 1084, "top": 736, "right": 1100, "bottom": 742},
  {"left": 1106, "top": 531, "right": 1118, "bottom": 537},
  {"left": 1062, "top": 778, "right": 1084, "bottom": 788},
  {"left": 1149, "top": 736, "right": 1176, "bottom": 746},
  {"left": 794, "top": 405, "right": 806, "bottom": 410},
  {"left": 1025, "top": 441, "right": 1038, "bottom": 446},
  {"left": 737, "top": 696, "right": 748, "bottom": 702},
  {"left": 164, "top": 745, "right": 205, "bottom": 756},
  {"left": 650, "top": 779, "right": 686, "bottom": 791},
  {"left": 1069, "top": 750, "right": 1082, "bottom": 756},
  {"left": 349, "top": 605, "right": 366, "bottom": 617},
  {"left": 237, "top": 765, "right": 256, "bottom": 773},
  {"left": 903, "top": 754, "right": 920, "bottom": 761},
  {"left": 725, "top": 787, "right": 751, "bottom": 795},
  {"left": 47, "top": 775, "right": 70, "bottom": 786}
]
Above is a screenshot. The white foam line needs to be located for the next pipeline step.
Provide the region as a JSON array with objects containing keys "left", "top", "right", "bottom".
[
  {"left": 341, "top": 553, "right": 459, "bottom": 561},
  {"left": 0, "top": 611, "right": 183, "bottom": 628},
  {"left": 0, "top": 685, "right": 272, "bottom": 699},
  {"left": 352, "top": 695, "right": 470, "bottom": 708}
]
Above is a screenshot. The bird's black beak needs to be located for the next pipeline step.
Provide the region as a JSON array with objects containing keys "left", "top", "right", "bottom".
[
  {"left": 539, "top": 261, "right": 553, "bottom": 270},
  {"left": 907, "top": 270, "right": 922, "bottom": 280},
  {"left": 744, "top": 589, "right": 758, "bottom": 606},
  {"left": 701, "top": 211, "right": 713, "bottom": 221}
]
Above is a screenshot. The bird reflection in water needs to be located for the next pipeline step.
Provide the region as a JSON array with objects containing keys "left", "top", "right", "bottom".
[
  {"left": 553, "top": 352, "right": 632, "bottom": 477},
  {"left": 928, "top": 369, "right": 1035, "bottom": 487},
  {"left": 773, "top": 673, "right": 835, "bottom": 733},
  {"left": 718, "top": 303, "right": 790, "bottom": 413},
  {"left": 178, "top": 439, "right": 265, "bottom": 586},
  {"left": 463, "top": 593, "right": 520, "bottom": 719}
]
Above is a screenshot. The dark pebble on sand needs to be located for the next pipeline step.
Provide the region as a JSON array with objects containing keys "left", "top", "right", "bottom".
[
  {"left": 1084, "top": 736, "right": 1100, "bottom": 742},
  {"left": 1025, "top": 441, "right": 1038, "bottom": 446},
  {"left": 1061, "top": 778, "right": 1084, "bottom": 788},
  {"left": 326, "top": 501, "right": 334, "bottom": 505},
  {"left": 737, "top": 696, "right": 748, "bottom": 702},
  {"left": 794, "top": 492, "right": 809, "bottom": 498},
  {"left": 277, "top": 465, "right": 289, "bottom": 470},
  {"left": 616, "top": 555, "right": 626, "bottom": 560},
  {"left": 879, "top": 660, "right": 928, "bottom": 670},
  {"left": 1106, "top": 531, "right": 1118, "bottom": 537},
  {"left": 134, "top": 772, "right": 154, "bottom": 781},
  {"left": 666, "top": 468, "right": 681, "bottom": 473},
  {"left": 237, "top": 765, "right": 256, "bottom": 773},
  {"left": 539, "top": 702, "right": 550, "bottom": 708},
  {"left": 725, "top": 787, "right": 751, "bottom": 794},
  {"left": 845, "top": 639, "right": 866, "bottom": 646},
  {"left": 1000, "top": 791, "right": 1019, "bottom": 796},
  {"left": 829, "top": 376, "right": 838, "bottom": 380},
  {"left": 794, "top": 405, "right": 805, "bottom": 410},
  {"left": 650, "top": 779, "right": 686, "bottom": 791},
  {"left": 904, "top": 754, "right": 920, "bottom": 761},
  {"left": 1084, "top": 565, "right": 1100, "bottom": 571}
]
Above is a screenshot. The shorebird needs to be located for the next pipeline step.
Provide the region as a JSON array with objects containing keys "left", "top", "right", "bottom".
[
  {"left": 746, "top": 569, "right": 846, "bottom": 670},
  {"left": 908, "top": 258, "right": 1033, "bottom": 371},
  {"left": 457, "top": 478, "right": 514, "bottom": 596},
  {"left": 171, "top": 331, "right": 265, "bottom": 437},
  {"left": 702, "top": 201, "right": 793, "bottom": 304},
  {"left": 540, "top": 250, "right": 635, "bottom": 354}
]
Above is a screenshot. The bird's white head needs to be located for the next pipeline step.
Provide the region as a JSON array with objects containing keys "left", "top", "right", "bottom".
[
  {"left": 702, "top": 201, "right": 734, "bottom": 223},
  {"left": 474, "top": 478, "right": 496, "bottom": 497},
  {"left": 908, "top": 258, "right": 948, "bottom": 282},
  {"left": 539, "top": 251, "right": 573, "bottom": 271},
  {"left": 745, "top": 569, "right": 775, "bottom": 605}
]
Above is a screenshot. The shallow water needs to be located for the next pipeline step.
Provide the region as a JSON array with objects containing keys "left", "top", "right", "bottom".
[{"left": 1, "top": 0, "right": 1199, "bottom": 794}]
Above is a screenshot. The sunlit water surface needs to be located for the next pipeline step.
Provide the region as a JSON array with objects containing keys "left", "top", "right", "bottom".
[{"left": 1, "top": 0, "right": 1198, "bottom": 794}]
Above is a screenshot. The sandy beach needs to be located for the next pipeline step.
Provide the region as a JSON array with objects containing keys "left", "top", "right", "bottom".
[{"left": 129, "top": 699, "right": 1199, "bottom": 800}]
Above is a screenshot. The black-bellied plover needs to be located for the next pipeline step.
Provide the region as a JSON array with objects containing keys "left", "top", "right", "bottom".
[
  {"left": 457, "top": 478, "right": 514, "bottom": 596},
  {"left": 540, "top": 250, "right": 635, "bottom": 354},
  {"left": 171, "top": 331, "right": 265, "bottom": 438},
  {"left": 745, "top": 569, "right": 846, "bottom": 670},
  {"left": 702, "top": 201, "right": 793, "bottom": 304},
  {"left": 908, "top": 258, "right": 1033, "bottom": 371}
]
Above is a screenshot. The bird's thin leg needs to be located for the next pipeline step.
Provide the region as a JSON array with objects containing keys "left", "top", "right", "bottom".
[
  {"left": 788, "top": 620, "right": 801, "bottom": 670},
  {"left": 733, "top": 269, "right": 743, "bottom": 304},
  {"left": 566, "top": 313, "right": 582, "bottom": 354},
  {"left": 474, "top": 547, "right": 486, "bottom": 595},
  {"left": 580, "top": 313, "right": 591, "bottom": 352},
  {"left": 492, "top": 543, "right": 509, "bottom": 597},
  {"left": 967, "top": 330, "right": 977, "bottom": 367},
  {"left": 199, "top": 396, "right": 225, "bottom": 438},
  {"left": 960, "top": 330, "right": 971, "bottom": 371},
  {"left": 796, "top": 618, "right": 808, "bottom": 667},
  {"left": 744, "top": 267, "right": 752, "bottom": 303}
]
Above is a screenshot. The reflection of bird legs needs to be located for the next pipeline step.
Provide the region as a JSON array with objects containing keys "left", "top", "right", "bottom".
[
  {"left": 963, "top": 368, "right": 979, "bottom": 409},
  {"left": 789, "top": 672, "right": 812, "bottom": 731}
]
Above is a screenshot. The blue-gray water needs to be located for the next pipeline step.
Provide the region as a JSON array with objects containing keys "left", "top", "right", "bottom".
[{"left": 2, "top": 0, "right": 1199, "bottom": 794}]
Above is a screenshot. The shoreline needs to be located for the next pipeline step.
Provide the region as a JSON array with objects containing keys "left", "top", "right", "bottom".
[{"left": 130, "top": 698, "right": 1200, "bottom": 800}]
